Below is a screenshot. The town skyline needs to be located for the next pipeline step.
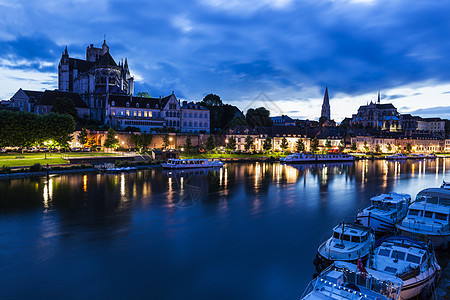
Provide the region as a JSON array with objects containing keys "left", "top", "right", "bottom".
[{"left": 1, "top": 0, "right": 450, "bottom": 121}]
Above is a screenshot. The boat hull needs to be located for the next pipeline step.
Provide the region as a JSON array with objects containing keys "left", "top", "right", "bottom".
[
  {"left": 399, "top": 261, "right": 440, "bottom": 299},
  {"left": 161, "top": 163, "right": 223, "bottom": 169},
  {"left": 396, "top": 224, "right": 450, "bottom": 249}
]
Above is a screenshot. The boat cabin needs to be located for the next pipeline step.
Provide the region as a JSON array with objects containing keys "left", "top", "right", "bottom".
[
  {"left": 167, "top": 159, "right": 208, "bottom": 165},
  {"left": 415, "top": 187, "right": 450, "bottom": 206},
  {"left": 332, "top": 223, "right": 371, "bottom": 244}
]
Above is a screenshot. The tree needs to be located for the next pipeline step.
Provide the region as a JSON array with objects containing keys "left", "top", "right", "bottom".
[
  {"left": 131, "top": 133, "right": 152, "bottom": 151},
  {"left": 325, "top": 139, "right": 332, "bottom": 150},
  {"left": 226, "top": 136, "right": 236, "bottom": 152},
  {"left": 205, "top": 135, "right": 216, "bottom": 152},
  {"left": 44, "top": 113, "right": 76, "bottom": 148},
  {"left": 263, "top": 137, "right": 272, "bottom": 152},
  {"left": 246, "top": 107, "right": 273, "bottom": 127},
  {"left": 136, "top": 91, "right": 150, "bottom": 98},
  {"left": 310, "top": 137, "right": 319, "bottom": 153},
  {"left": 51, "top": 97, "right": 78, "bottom": 118},
  {"left": 363, "top": 141, "right": 369, "bottom": 152},
  {"left": 350, "top": 142, "right": 357, "bottom": 151},
  {"left": 78, "top": 128, "right": 88, "bottom": 146},
  {"left": 296, "top": 139, "right": 305, "bottom": 153},
  {"left": 104, "top": 128, "right": 119, "bottom": 149},
  {"left": 386, "top": 143, "right": 392, "bottom": 152},
  {"left": 184, "top": 136, "right": 193, "bottom": 153},
  {"left": 244, "top": 135, "right": 254, "bottom": 152},
  {"left": 406, "top": 143, "right": 412, "bottom": 153},
  {"left": 280, "top": 137, "right": 288, "bottom": 151},
  {"left": 201, "top": 94, "right": 222, "bottom": 107},
  {"left": 200, "top": 94, "right": 223, "bottom": 132},
  {"left": 375, "top": 144, "right": 381, "bottom": 154},
  {"left": 162, "top": 134, "right": 170, "bottom": 149}
]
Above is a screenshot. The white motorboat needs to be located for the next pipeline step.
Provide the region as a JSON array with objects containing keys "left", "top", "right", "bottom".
[
  {"left": 356, "top": 193, "right": 411, "bottom": 235},
  {"left": 408, "top": 153, "right": 425, "bottom": 159},
  {"left": 315, "top": 222, "right": 375, "bottom": 270},
  {"left": 280, "top": 153, "right": 354, "bottom": 163},
  {"left": 371, "top": 236, "right": 440, "bottom": 299},
  {"left": 386, "top": 153, "right": 408, "bottom": 160},
  {"left": 425, "top": 153, "right": 437, "bottom": 159},
  {"left": 302, "top": 261, "right": 403, "bottom": 300},
  {"left": 161, "top": 158, "right": 223, "bottom": 169},
  {"left": 396, "top": 184, "right": 450, "bottom": 249}
]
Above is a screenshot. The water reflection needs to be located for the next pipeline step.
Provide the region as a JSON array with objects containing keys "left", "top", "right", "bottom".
[{"left": 0, "top": 159, "right": 449, "bottom": 299}]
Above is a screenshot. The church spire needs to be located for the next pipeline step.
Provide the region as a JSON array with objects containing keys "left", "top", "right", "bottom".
[
  {"left": 321, "top": 86, "right": 331, "bottom": 120},
  {"left": 377, "top": 91, "right": 381, "bottom": 104}
]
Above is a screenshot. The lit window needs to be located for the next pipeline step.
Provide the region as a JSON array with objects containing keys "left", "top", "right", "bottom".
[
  {"left": 126, "top": 110, "right": 130, "bottom": 116},
  {"left": 112, "top": 109, "right": 115, "bottom": 116},
  {"left": 138, "top": 111, "right": 142, "bottom": 117},
  {"left": 148, "top": 111, "right": 152, "bottom": 118},
  {"left": 133, "top": 111, "right": 137, "bottom": 116},
  {"left": 121, "top": 111, "right": 124, "bottom": 116},
  {"left": 144, "top": 111, "right": 147, "bottom": 117}
]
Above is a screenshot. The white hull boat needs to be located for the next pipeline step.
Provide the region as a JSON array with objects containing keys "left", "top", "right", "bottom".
[
  {"left": 386, "top": 153, "right": 408, "bottom": 160},
  {"left": 396, "top": 184, "right": 450, "bottom": 249},
  {"left": 371, "top": 236, "right": 440, "bottom": 300},
  {"left": 302, "top": 261, "right": 403, "bottom": 300},
  {"left": 356, "top": 192, "right": 411, "bottom": 235},
  {"left": 315, "top": 222, "right": 375, "bottom": 270},
  {"left": 161, "top": 158, "right": 223, "bottom": 169},
  {"left": 280, "top": 153, "right": 354, "bottom": 163}
]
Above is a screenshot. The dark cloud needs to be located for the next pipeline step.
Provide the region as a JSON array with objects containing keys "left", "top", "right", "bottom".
[{"left": 1, "top": 0, "right": 450, "bottom": 102}]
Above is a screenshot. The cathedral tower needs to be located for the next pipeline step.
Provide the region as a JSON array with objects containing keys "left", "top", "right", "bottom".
[{"left": 321, "top": 86, "right": 331, "bottom": 120}]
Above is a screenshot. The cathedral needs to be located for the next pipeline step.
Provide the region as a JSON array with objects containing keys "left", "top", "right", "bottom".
[{"left": 58, "top": 40, "right": 134, "bottom": 122}]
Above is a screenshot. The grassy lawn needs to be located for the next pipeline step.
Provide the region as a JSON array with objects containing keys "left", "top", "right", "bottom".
[{"left": 0, "top": 152, "right": 128, "bottom": 168}]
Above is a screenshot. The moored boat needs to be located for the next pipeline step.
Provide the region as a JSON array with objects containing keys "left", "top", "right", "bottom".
[
  {"left": 356, "top": 192, "right": 411, "bottom": 235},
  {"left": 370, "top": 236, "right": 440, "bottom": 299},
  {"left": 425, "top": 153, "right": 437, "bottom": 159},
  {"left": 161, "top": 158, "right": 223, "bottom": 169},
  {"left": 386, "top": 153, "right": 408, "bottom": 160},
  {"left": 408, "top": 153, "right": 425, "bottom": 159},
  {"left": 280, "top": 153, "right": 354, "bottom": 163},
  {"left": 396, "top": 185, "right": 450, "bottom": 249},
  {"left": 314, "top": 221, "right": 375, "bottom": 271},
  {"left": 302, "top": 261, "right": 403, "bottom": 300}
]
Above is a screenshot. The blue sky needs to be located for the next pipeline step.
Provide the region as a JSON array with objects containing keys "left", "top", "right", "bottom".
[{"left": 1, "top": 0, "right": 449, "bottom": 120}]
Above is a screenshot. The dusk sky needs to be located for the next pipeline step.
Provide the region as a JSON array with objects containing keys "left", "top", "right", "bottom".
[{"left": 1, "top": 0, "right": 449, "bottom": 121}]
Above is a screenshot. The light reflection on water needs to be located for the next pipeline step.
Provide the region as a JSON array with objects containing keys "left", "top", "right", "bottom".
[{"left": 0, "top": 159, "right": 449, "bottom": 299}]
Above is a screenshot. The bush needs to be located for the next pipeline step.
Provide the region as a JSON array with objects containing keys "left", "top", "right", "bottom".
[
  {"left": 1, "top": 165, "right": 11, "bottom": 173},
  {"left": 29, "top": 163, "right": 42, "bottom": 172}
]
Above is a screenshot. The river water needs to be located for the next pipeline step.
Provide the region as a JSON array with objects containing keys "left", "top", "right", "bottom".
[{"left": 0, "top": 159, "right": 449, "bottom": 299}]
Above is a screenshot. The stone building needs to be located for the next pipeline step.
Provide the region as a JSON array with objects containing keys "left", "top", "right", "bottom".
[
  {"left": 9, "top": 89, "right": 44, "bottom": 112},
  {"left": 350, "top": 93, "right": 401, "bottom": 131},
  {"left": 58, "top": 40, "right": 134, "bottom": 122},
  {"left": 180, "top": 101, "right": 210, "bottom": 133},
  {"left": 34, "top": 90, "right": 89, "bottom": 118},
  {"left": 321, "top": 86, "right": 330, "bottom": 120}
]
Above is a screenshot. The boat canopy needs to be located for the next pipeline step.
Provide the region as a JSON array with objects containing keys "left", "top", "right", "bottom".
[{"left": 415, "top": 188, "right": 450, "bottom": 206}]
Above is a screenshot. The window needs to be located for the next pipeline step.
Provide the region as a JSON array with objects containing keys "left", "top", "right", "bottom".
[
  {"left": 126, "top": 102, "right": 130, "bottom": 107},
  {"left": 343, "top": 235, "right": 350, "bottom": 242},
  {"left": 121, "top": 111, "right": 124, "bottom": 116},
  {"left": 390, "top": 250, "right": 406, "bottom": 261},
  {"left": 189, "top": 113, "right": 192, "bottom": 118},
  {"left": 378, "top": 248, "right": 391, "bottom": 257},
  {"left": 136, "top": 103, "right": 139, "bottom": 108},
  {"left": 144, "top": 111, "right": 147, "bottom": 117},
  {"left": 112, "top": 109, "right": 115, "bottom": 116},
  {"left": 194, "top": 113, "right": 198, "bottom": 118},
  {"left": 333, "top": 232, "right": 340, "bottom": 239},
  {"left": 156, "top": 104, "right": 158, "bottom": 108},
  {"left": 351, "top": 236, "right": 360, "bottom": 243},
  {"left": 112, "top": 101, "right": 115, "bottom": 106},
  {"left": 133, "top": 111, "right": 137, "bottom": 116},
  {"left": 138, "top": 111, "right": 142, "bottom": 117},
  {"left": 126, "top": 110, "right": 130, "bottom": 116},
  {"left": 424, "top": 211, "right": 433, "bottom": 218},
  {"left": 436, "top": 213, "right": 448, "bottom": 221},
  {"left": 406, "top": 254, "right": 421, "bottom": 264},
  {"left": 184, "top": 113, "right": 187, "bottom": 118},
  {"left": 408, "top": 209, "right": 421, "bottom": 216},
  {"left": 148, "top": 111, "right": 152, "bottom": 118},
  {"left": 146, "top": 103, "right": 149, "bottom": 108}
]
